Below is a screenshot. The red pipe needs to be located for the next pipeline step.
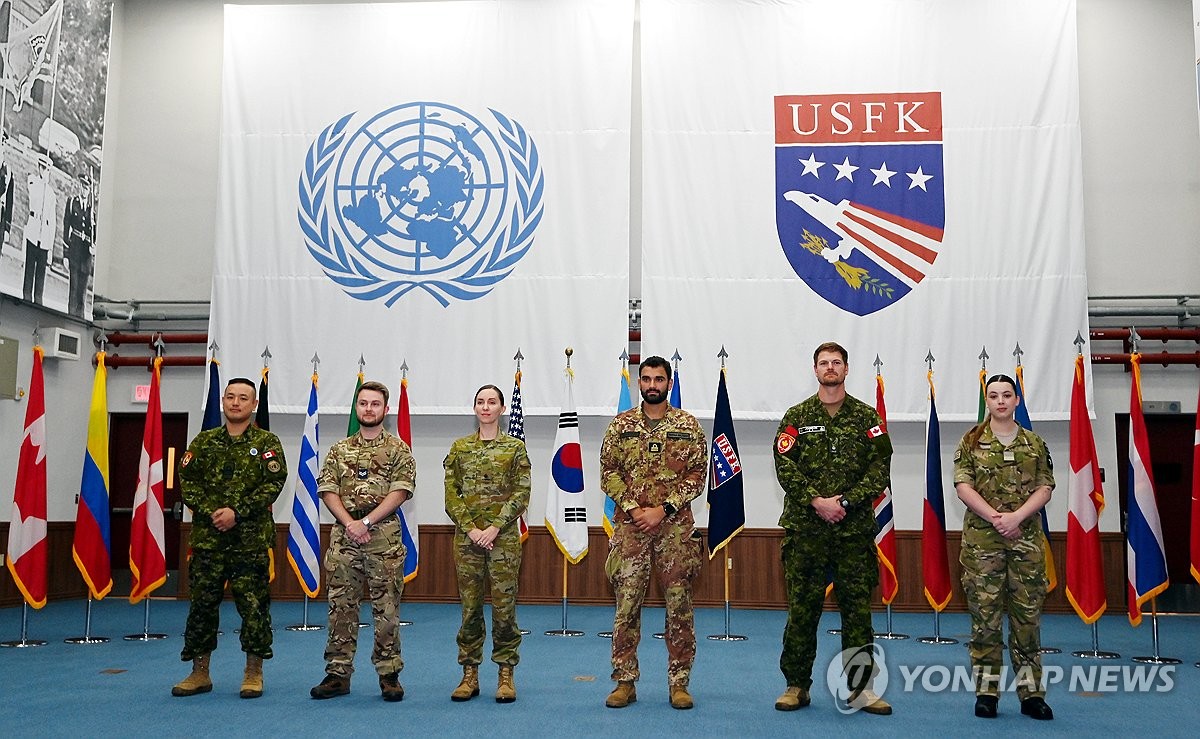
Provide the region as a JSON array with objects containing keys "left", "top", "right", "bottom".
[
  {"left": 1091, "top": 352, "right": 1200, "bottom": 367},
  {"left": 100, "top": 354, "right": 207, "bottom": 369},
  {"left": 104, "top": 332, "right": 210, "bottom": 346}
]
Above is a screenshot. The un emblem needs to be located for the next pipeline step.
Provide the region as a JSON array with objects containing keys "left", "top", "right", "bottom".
[{"left": 299, "top": 103, "right": 544, "bottom": 306}]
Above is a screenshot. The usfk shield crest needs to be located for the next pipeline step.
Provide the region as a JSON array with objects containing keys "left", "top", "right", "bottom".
[{"left": 775, "top": 92, "right": 945, "bottom": 316}]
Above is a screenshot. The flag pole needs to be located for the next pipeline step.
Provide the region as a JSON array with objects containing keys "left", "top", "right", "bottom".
[
  {"left": 545, "top": 553, "right": 583, "bottom": 637},
  {"left": 875, "top": 604, "right": 909, "bottom": 640},
  {"left": 707, "top": 549, "right": 747, "bottom": 641},
  {"left": 64, "top": 596, "right": 110, "bottom": 644},
  {"left": 286, "top": 595, "right": 325, "bottom": 632},
  {"left": 0, "top": 604, "right": 47, "bottom": 648},
  {"left": 124, "top": 599, "right": 168, "bottom": 641},
  {"left": 1072, "top": 621, "right": 1119, "bottom": 659},
  {"left": 919, "top": 351, "right": 957, "bottom": 645},
  {"left": 917, "top": 610, "right": 956, "bottom": 645},
  {"left": 1131, "top": 598, "right": 1181, "bottom": 664}
]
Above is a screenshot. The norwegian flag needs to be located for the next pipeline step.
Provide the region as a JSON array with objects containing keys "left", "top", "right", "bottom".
[
  {"left": 129, "top": 358, "right": 167, "bottom": 603},
  {"left": 873, "top": 372, "right": 898, "bottom": 605}
]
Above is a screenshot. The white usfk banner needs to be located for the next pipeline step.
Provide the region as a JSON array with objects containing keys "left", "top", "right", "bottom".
[
  {"left": 212, "top": 1, "right": 632, "bottom": 414},
  {"left": 640, "top": 0, "right": 1088, "bottom": 420}
]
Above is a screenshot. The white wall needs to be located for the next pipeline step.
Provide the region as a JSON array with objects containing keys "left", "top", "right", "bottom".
[{"left": 1, "top": 0, "right": 1197, "bottom": 538}]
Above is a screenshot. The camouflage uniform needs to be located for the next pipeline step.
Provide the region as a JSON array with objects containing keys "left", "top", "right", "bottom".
[
  {"left": 178, "top": 425, "right": 287, "bottom": 661},
  {"left": 444, "top": 432, "right": 531, "bottom": 666},
  {"left": 317, "top": 429, "right": 416, "bottom": 679},
  {"left": 600, "top": 404, "right": 707, "bottom": 688},
  {"left": 773, "top": 394, "right": 891, "bottom": 691},
  {"left": 954, "top": 425, "right": 1055, "bottom": 699}
]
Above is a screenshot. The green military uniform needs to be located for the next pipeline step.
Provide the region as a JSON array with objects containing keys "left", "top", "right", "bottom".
[
  {"left": 773, "top": 394, "right": 891, "bottom": 691},
  {"left": 178, "top": 425, "right": 287, "bottom": 661},
  {"left": 317, "top": 430, "right": 416, "bottom": 679},
  {"left": 600, "top": 404, "right": 707, "bottom": 688},
  {"left": 444, "top": 432, "right": 531, "bottom": 667},
  {"left": 954, "top": 425, "right": 1055, "bottom": 699}
]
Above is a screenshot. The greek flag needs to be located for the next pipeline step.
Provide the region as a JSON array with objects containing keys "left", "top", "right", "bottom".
[{"left": 287, "top": 373, "right": 322, "bottom": 597}]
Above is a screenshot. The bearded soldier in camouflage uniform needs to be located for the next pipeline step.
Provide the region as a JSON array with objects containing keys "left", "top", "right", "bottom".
[
  {"left": 773, "top": 342, "right": 892, "bottom": 716},
  {"left": 600, "top": 356, "right": 707, "bottom": 711},
  {"left": 445, "top": 384, "right": 531, "bottom": 703},
  {"left": 310, "top": 381, "right": 415, "bottom": 702},
  {"left": 174, "top": 378, "right": 287, "bottom": 699},
  {"left": 954, "top": 374, "right": 1055, "bottom": 721}
]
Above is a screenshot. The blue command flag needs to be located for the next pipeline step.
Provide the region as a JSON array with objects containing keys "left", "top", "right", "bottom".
[{"left": 706, "top": 367, "right": 744, "bottom": 557}]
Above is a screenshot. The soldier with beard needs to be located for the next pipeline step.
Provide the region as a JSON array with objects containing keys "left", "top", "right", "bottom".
[
  {"left": 600, "top": 356, "right": 707, "bottom": 711},
  {"left": 773, "top": 342, "right": 893, "bottom": 716},
  {"left": 310, "top": 381, "right": 416, "bottom": 702}
]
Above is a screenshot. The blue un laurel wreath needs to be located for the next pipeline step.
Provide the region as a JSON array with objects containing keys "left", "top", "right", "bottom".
[{"left": 299, "top": 102, "right": 545, "bottom": 307}]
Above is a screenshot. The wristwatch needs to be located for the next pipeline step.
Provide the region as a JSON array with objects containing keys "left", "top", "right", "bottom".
[
  {"left": 662, "top": 502, "right": 678, "bottom": 517},
  {"left": 839, "top": 498, "right": 850, "bottom": 511},
  {"left": 362, "top": 516, "right": 372, "bottom": 527}
]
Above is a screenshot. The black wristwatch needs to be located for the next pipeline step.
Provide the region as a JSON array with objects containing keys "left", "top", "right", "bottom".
[
  {"left": 839, "top": 498, "right": 851, "bottom": 511},
  {"left": 662, "top": 502, "right": 678, "bottom": 517}
]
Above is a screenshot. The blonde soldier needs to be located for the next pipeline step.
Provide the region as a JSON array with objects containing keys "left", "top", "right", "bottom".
[
  {"left": 955, "top": 374, "right": 1055, "bottom": 721},
  {"left": 445, "top": 384, "right": 531, "bottom": 703},
  {"left": 600, "top": 356, "right": 707, "bottom": 711},
  {"left": 310, "top": 381, "right": 415, "bottom": 702}
]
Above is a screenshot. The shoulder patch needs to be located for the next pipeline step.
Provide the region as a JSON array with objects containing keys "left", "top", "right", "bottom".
[
  {"left": 262, "top": 449, "right": 276, "bottom": 460},
  {"left": 267, "top": 460, "right": 281, "bottom": 473},
  {"left": 776, "top": 426, "right": 797, "bottom": 454},
  {"left": 866, "top": 425, "right": 885, "bottom": 439},
  {"left": 181, "top": 451, "right": 193, "bottom": 467}
]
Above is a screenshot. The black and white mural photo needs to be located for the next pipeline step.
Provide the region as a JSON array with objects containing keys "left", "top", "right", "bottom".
[{"left": 0, "top": 0, "right": 112, "bottom": 319}]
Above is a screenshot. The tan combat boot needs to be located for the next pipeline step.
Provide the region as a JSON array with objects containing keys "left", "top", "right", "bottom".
[
  {"left": 605, "top": 681, "right": 637, "bottom": 708},
  {"left": 856, "top": 688, "right": 893, "bottom": 715},
  {"left": 669, "top": 684, "right": 693, "bottom": 710},
  {"left": 172, "top": 653, "right": 213, "bottom": 697},
  {"left": 774, "top": 685, "right": 810, "bottom": 711},
  {"left": 451, "top": 664, "right": 480, "bottom": 701},
  {"left": 240, "top": 654, "right": 264, "bottom": 699},
  {"left": 496, "top": 665, "right": 516, "bottom": 703}
]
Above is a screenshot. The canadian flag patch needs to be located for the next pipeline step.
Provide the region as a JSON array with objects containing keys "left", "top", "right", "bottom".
[{"left": 866, "top": 425, "right": 885, "bottom": 439}]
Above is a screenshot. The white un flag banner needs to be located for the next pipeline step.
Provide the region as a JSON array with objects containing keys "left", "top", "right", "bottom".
[{"left": 212, "top": 1, "right": 632, "bottom": 414}]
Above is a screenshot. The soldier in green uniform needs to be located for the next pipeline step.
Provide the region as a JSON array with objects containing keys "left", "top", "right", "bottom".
[
  {"left": 309, "top": 381, "right": 415, "bottom": 702},
  {"left": 444, "top": 384, "right": 531, "bottom": 703},
  {"left": 954, "top": 374, "right": 1055, "bottom": 721},
  {"left": 600, "top": 356, "right": 707, "bottom": 711},
  {"left": 173, "top": 377, "right": 287, "bottom": 699},
  {"left": 773, "top": 342, "right": 892, "bottom": 716}
]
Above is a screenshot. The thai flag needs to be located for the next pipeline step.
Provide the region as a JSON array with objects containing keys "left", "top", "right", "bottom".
[
  {"left": 921, "top": 373, "right": 951, "bottom": 612},
  {"left": 873, "top": 372, "right": 898, "bottom": 605},
  {"left": 73, "top": 351, "right": 113, "bottom": 600},
  {"left": 287, "top": 373, "right": 322, "bottom": 597},
  {"left": 1125, "top": 354, "right": 1168, "bottom": 625}
]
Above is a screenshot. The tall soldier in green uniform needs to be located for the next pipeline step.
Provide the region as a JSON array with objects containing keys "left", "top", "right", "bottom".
[
  {"left": 600, "top": 356, "right": 707, "bottom": 711},
  {"left": 954, "top": 374, "right": 1055, "bottom": 721},
  {"left": 773, "top": 342, "right": 893, "bottom": 716},
  {"left": 444, "top": 384, "right": 531, "bottom": 703},
  {"left": 310, "top": 381, "right": 415, "bottom": 702},
  {"left": 173, "top": 377, "right": 287, "bottom": 699}
]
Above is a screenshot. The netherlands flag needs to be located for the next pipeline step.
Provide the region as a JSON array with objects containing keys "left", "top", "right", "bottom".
[{"left": 1125, "top": 353, "right": 1168, "bottom": 626}]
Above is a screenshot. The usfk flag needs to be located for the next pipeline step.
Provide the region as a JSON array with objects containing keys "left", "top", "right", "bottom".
[
  {"left": 640, "top": 0, "right": 1087, "bottom": 421},
  {"left": 287, "top": 373, "right": 322, "bottom": 597},
  {"left": 545, "top": 368, "right": 588, "bottom": 563},
  {"left": 73, "top": 350, "right": 113, "bottom": 600},
  {"left": 1125, "top": 353, "right": 1168, "bottom": 626},
  {"left": 706, "top": 366, "right": 745, "bottom": 557}
]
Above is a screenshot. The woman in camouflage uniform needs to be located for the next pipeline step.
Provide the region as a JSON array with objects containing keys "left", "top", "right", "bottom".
[
  {"left": 444, "top": 385, "right": 532, "bottom": 703},
  {"left": 954, "top": 374, "right": 1055, "bottom": 722}
]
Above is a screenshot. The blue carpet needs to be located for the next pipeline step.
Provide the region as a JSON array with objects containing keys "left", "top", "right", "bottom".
[{"left": 1, "top": 599, "right": 1197, "bottom": 737}]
